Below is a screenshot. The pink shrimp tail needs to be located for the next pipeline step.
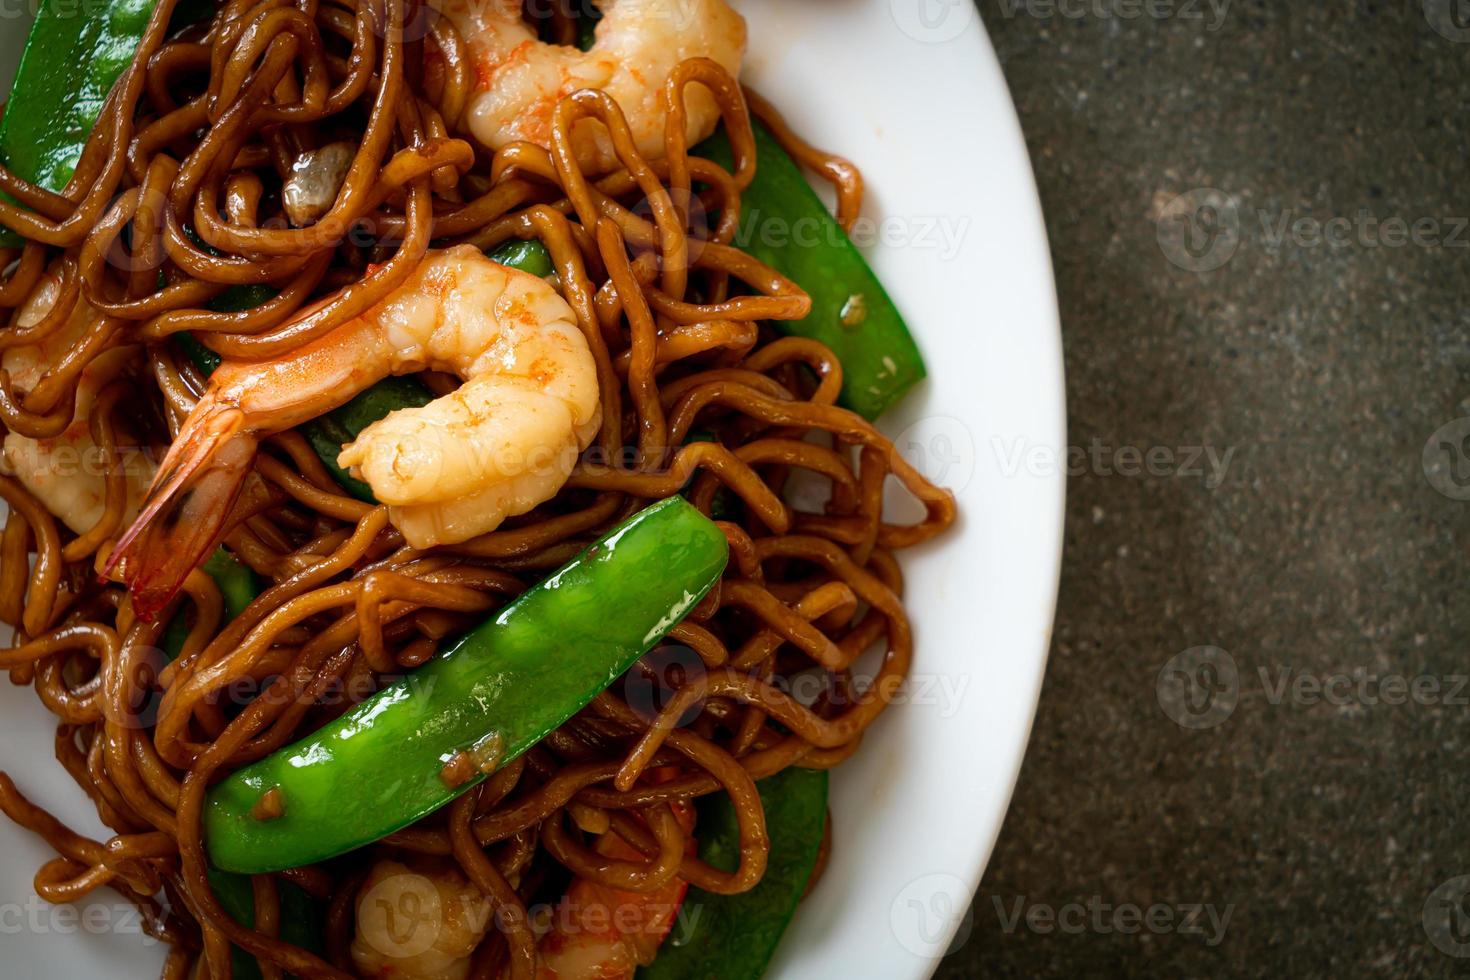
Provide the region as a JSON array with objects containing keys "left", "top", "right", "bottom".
[{"left": 105, "top": 405, "right": 258, "bottom": 621}]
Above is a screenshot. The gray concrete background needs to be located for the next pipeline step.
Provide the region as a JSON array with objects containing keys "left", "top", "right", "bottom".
[{"left": 934, "top": 3, "right": 1470, "bottom": 977}]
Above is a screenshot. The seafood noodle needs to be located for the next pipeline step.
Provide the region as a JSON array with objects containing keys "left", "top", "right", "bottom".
[{"left": 0, "top": 0, "right": 957, "bottom": 976}]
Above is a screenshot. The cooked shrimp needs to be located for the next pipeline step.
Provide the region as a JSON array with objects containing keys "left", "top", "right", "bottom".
[
  {"left": 536, "top": 800, "right": 696, "bottom": 979},
  {"left": 0, "top": 269, "right": 153, "bottom": 535},
  {"left": 352, "top": 858, "right": 492, "bottom": 980},
  {"left": 108, "top": 245, "right": 600, "bottom": 616},
  {"left": 435, "top": 0, "right": 745, "bottom": 170}
]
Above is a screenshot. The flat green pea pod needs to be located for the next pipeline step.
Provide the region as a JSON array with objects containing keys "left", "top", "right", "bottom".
[
  {"left": 207, "top": 868, "right": 325, "bottom": 980},
  {"left": 698, "top": 123, "right": 926, "bottom": 420},
  {"left": 0, "top": 0, "right": 149, "bottom": 245},
  {"left": 0, "top": 0, "right": 217, "bottom": 244},
  {"left": 639, "top": 767, "right": 829, "bottom": 980},
  {"left": 205, "top": 496, "right": 729, "bottom": 873}
]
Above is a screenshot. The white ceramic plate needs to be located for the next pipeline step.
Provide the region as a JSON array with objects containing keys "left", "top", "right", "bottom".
[{"left": 0, "top": 2, "right": 1063, "bottom": 976}]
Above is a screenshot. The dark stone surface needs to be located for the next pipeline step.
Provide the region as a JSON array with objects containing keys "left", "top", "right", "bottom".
[{"left": 936, "top": 3, "right": 1470, "bottom": 978}]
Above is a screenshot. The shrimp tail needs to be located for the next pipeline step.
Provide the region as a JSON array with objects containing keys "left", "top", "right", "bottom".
[{"left": 106, "top": 405, "right": 258, "bottom": 620}]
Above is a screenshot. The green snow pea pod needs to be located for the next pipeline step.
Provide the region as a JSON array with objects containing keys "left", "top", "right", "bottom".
[
  {"left": 698, "top": 122, "right": 927, "bottom": 420},
  {"left": 0, "top": 0, "right": 217, "bottom": 245},
  {"left": 0, "top": 0, "right": 151, "bottom": 245},
  {"left": 638, "top": 767, "right": 829, "bottom": 980},
  {"left": 204, "top": 496, "right": 729, "bottom": 873}
]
